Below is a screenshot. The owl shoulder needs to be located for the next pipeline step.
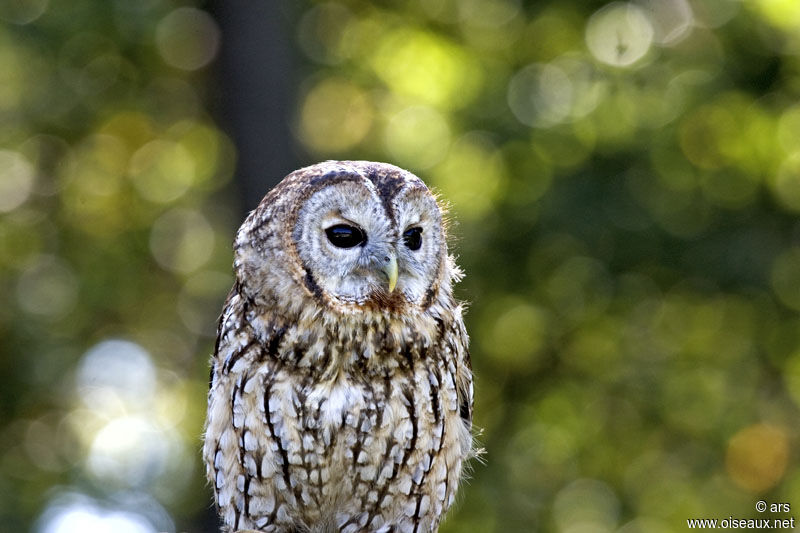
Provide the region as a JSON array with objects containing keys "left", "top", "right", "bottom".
[{"left": 209, "top": 281, "right": 291, "bottom": 387}]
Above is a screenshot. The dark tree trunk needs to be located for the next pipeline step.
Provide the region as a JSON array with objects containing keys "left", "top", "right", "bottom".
[{"left": 212, "top": 0, "right": 301, "bottom": 213}]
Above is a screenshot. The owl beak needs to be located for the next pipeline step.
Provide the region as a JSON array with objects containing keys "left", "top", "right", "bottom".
[{"left": 381, "top": 255, "right": 398, "bottom": 293}]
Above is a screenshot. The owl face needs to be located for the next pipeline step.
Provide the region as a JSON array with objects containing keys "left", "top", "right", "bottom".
[{"left": 290, "top": 175, "right": 444, "bottom": 309}]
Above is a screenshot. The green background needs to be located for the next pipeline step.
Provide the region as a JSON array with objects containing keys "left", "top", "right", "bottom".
[{"left": 2, "top": 0, "right": 800, "bottom": 531}]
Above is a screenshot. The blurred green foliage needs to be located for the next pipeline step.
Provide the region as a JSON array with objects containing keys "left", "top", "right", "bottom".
[{"left": 2, "top": 0, "right": 800, "bottom": 531}]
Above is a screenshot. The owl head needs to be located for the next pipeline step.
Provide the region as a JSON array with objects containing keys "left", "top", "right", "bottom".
[{"left": 233, "top": 161, "right": 459, "bottom": 314}]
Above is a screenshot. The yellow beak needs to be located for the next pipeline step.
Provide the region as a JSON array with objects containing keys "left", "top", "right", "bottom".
[{"left": 382, "top": 255, "right": 398, "bottom": 293}]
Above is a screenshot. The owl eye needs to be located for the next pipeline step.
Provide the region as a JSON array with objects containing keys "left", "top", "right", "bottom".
[
  {"left": 325, "top": 224, "right": 366, "bottom": 248},
  {"left": 403, "top": 227, "right": 423, "bottom": 251}
]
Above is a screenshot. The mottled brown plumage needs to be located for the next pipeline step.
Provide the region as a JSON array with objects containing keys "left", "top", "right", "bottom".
[{"left": 203, "top": 161, "right": 474, "bottom": 532}]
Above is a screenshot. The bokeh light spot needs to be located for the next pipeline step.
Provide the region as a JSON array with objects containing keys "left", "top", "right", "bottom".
[
  {"left": 726, "top": 424, "right": 789, "bottom": 492},
  {"left": 88, "top": 416, "right": 169, "bottom": 487},
  {"left": 431, "top": 133, "right": 506, "bottom": 216},
  {"left": 0, "top": 35, "right": 24, "bottom": 112},
  {"left": 679, "top": 105, "right": 735, "bottom": 170},
  {"left": 39, "top": 504, "right": 155, "bottom": 533},
  {"left": 128, "top": 139, "right": 196, "bottom": 204},
  {"left": 58, "top": 33, "right": 121, "bottom": 96},
  {"left": 66, "top": 134, "right": 127, "bottom": 196},
  {"left": 772, "top": 152, "right": 800, "bottom": 211},
  {"left": 778, "top": 105, "right": 800, "bottom": 153},
  {"left": 18, "top": 134, "right": 75, "bottom": 197},
  {"left": 508, "top": 63, "right": 573, "bottom": 127},
  {"left": 169, "top": 120, "right": 236, "bottom": 189},
  {"left": 99, "top": 112, "right": 156, "bottom": 153},
  {"left": 76, "top": 339, "right": 156, "bottom": 413},
  {"left": 661, "top": 368, "right": 728, "bottom": 434},
  {"left": 16, "top": 255, "right": 78, "bottom": 319},
  {"left": 690, "top": 0, "right": 740, "bottom": 28},
  {"left": 149, "top": 208, "right": 215, "bottom": 274},
  {"left": 297, "top": 2, "right": 354, "bottom": 65},
  {"left": 553, "top": 478, "right": 620, "bottom": 532},
  {"left": 754, "top": 0, "right": 800, "bottom": 29},
  {"left": 155, "top": 8, "right": 220, "bottom": 71},
  {"left": 563, "top": 318, "right": 622, "bottom": 377},
  {"left": 371, "top": 28, "right": 482, "bottom": 109},
  {"left": 61, "top": 134, "right": 129, "bottom": 236},
  {"left": 770, "top": 247, "right": 800, "bottom": 310},
  {"left": 36, "top": 492, "right": 172, "bottom": 533},
  {"left": 384, "top": 106, "right": 451, "bottom": 169},
  {"left": 586, "top": 3, "right": 654, "bottom": 67},
  {"left": 544, "top": 256, "right": 612, "bottom": 321},
  {"left": 523, "top": 10, "right": 585, "bottom": 62},
  {"left": 298, "top": 78, "right": 373, "bottom": 153},
  {"left": 642, "top": 0, "right": 694, "bottom": 45},
  {"left": 23, "top": 417, "right": 64, "bottom": 473},
  {"left": 0, "top": 0, "right": 49, "bottom": 25},
  {"left": 0, "top": 149, "right": 35, "bottom": 212},
  {"left": 480, "top": 299, "right": 550, "bottom": 369},
  {"left": 457, "top": 0, "right": 520, "bottom": 29}
]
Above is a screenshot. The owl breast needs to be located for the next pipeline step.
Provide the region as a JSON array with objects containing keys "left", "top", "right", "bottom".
[{"left": 205, "top": 294, "right": 472, "bottom": 533}]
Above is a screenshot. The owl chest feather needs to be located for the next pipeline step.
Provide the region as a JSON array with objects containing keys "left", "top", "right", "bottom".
[{"left": 205, "top": 301, "right": 470, "bottom": 532}]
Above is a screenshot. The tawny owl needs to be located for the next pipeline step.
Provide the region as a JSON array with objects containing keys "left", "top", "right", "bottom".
[{"left": 203, "top": 161, "right": 474, "bottom": 533}]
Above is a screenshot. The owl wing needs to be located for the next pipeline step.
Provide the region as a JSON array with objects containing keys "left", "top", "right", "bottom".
[
  {"left": 450, "top": 314, "right": 475, "bottom": 455},
  {"left": 210, "top": 281, "right": 286, "bottom": 384},
  {"left": 458, "top": 349, "right": 473, "bottom": 427},
  {"left": 209, "top": 282, "right": 242, "bottom": 391},
  {"left": 205, "top": 282, "right": 292, "bottom": 530}
]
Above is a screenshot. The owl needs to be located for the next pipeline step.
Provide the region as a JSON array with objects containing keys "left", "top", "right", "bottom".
[{"left": 203, "top": 161, "right": 474, "bottom": 533}]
